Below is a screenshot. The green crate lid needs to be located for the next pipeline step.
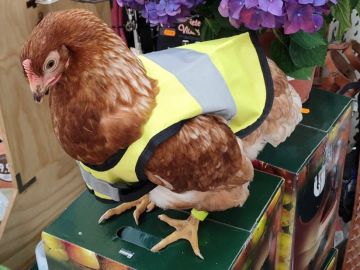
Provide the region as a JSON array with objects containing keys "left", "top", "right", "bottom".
[
  {"left": 301, "top": 89, "right": 352, "bottom": 132},
  {"left": 258, "top": 125, "right": 326, "bottom": 174},
  {"left": 44, "top": 171, "right": 283, "bottom": 270}
]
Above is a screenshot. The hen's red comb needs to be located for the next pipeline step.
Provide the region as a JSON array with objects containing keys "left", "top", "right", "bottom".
[
  {"left": 22, "top": 59, "right": 32, "bottom": 74},
  {"left": 22, "top": 59, "right": 41, "bottom": 83}
]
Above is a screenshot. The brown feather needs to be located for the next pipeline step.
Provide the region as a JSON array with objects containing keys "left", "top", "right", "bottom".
[
  {"left": 242, "top": 59, "right": 302, "bottom": 160},
  {"left": 145, "top": 115, "right": 254, "bottom": 193}
]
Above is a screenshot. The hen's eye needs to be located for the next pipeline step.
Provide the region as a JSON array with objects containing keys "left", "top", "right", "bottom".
[
  {"left": 44, "top": 58, "right": 58, "bottom": 72},
  {"left": 46, "top": 60, "right": 55, "bottom": 70},
  {"left": 43, "top": 50, "right": 61, "bottom": 72}
]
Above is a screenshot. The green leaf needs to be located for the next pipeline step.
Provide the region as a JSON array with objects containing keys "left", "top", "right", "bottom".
[
  {"left": 200, "top": 18, "right": 221, "bottom": 40},
  {"left": 290, "top": 31, "right": 327, "bottom": 49},
  {"left": 212, "top": 11, "right": 235, "bottom": 28},
  {"left": 289, "top": 41, "right": 327, "bottom": 68},
  {"left": 355, "top": 0, "right": 360, "bottom": 14},
  {"left": 350, "top": 0, "right": 358, "bottom": 9},
  {"left": 270, "top": 39, "right": 315, "bottom": 79},
  {"left": 200, "top": 13, "right": 245, "bottom": 41},
  {"left": 200, "top": 20, "right": 211, "bottom": 41},
  {"left": 270, "top": 39, "right": 297, "bottom": 74},
  {"left": 287, "top": 66, "right": 314, "bottom": 80},
  {"left": 197, "top": 0, "right": 248, "bottom": 41},
  {"left": 331, "top": 0, "right": 352, "bottom": 40}
]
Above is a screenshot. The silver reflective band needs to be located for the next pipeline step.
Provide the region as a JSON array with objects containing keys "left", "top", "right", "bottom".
[
  {"left": 78, "top": 164, "right": 121, "bottom": 201},
  {"left": 143, "top": 48, "right": 237, "bottom": 121}
]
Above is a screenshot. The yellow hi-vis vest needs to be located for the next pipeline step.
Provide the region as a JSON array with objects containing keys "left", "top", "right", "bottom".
[{"left": 79, "top": 32, "right": 274, "bottom": 202}]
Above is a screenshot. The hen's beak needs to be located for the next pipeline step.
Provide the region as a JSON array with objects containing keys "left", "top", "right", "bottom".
[
  {"left": 29, "top": 81, "right": 48, "bottom": 103},
  {"left": 29, "top": 76, "right": 57, "bottom": 103},
  {"left": 32, "top": 89, "right": 49, "bottom": 103}
]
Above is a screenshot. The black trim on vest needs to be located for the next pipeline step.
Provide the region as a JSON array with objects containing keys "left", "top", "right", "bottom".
[
  {"left": 83, "top": 148, "right": 127, "bottom": 172},
  {"left": 235, "top": 31, "right": 274, "bottom": 138},
  {"left": 112, "top": 180, "right": 157, "bottom": 202},
  {"left": 135, "top": 120, "right": 189, "bottom": 182}
]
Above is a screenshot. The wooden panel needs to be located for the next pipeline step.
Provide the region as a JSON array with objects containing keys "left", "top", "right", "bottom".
[{"left": 0, "top": 1, "right": 110, "bottom": 269}]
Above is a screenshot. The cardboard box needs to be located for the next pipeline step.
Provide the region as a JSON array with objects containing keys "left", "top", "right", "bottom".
[
  {"left": 254, "top": 89, "right": 352, "bottom": 270},
  {"left": 320, "top": 248, "right": 338, "bottom": 270},
  {"left": 43, "top": 171, "right": 283, "bottom": 270}
]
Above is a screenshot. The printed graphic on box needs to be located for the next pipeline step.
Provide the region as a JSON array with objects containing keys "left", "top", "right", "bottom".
[
  {"left": 253, "top": 161, "right": 301, "bottom": 270},
  {"left": 321, "top": 248, "right": 338, "bottom": 270},
  {"left": 233, "top": 187, "right": 283, "bottom": 270},
  {"left": 254, "top": 91, "right": 352, "bottom": 270},
  {"left": 294, "top": 107, "right": 351, "bottom": 270},
  {"left": 43, "top": 232, "right": 133, "bottom": 270}
]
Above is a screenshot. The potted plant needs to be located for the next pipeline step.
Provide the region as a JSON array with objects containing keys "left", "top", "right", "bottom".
[
  {"left": 196, "top": 0, "right": 358, "bottom": 101},
  {"left": 116, "top": 0, "right": 357, "bottom": 101}
]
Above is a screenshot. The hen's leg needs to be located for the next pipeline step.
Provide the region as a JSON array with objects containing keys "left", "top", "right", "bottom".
[
  {"left": 151, "top": 213, "right": 203, "bottom": 259},
  {"left": 98, "top": 194, "right": 155, "bottom": 225}
]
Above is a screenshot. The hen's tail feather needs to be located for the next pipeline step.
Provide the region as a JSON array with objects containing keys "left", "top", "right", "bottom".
[
  {"left": 242, "top": 59, "right": 302, "bottom": 160},
  {"left": 265, "top": 84, "right": 302, "bottom": 147}
]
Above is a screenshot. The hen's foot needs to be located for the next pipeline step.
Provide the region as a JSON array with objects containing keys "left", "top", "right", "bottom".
[
  {"left": 98, "top": 194, "right": 155, "bottom": 225},
  {"left": 151, "top": 214, "right": 203, "bottom": 259}
]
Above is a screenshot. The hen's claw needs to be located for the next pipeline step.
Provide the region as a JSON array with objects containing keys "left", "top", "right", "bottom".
[
  {"left": 146, "top": 201, "right": 155, "bottom": 212},
  {"left": 98, "top": 194, "right": 152, "bottom": 225},
  {"left": 151, "top": 214, "right": 203, "bottom": 259}
]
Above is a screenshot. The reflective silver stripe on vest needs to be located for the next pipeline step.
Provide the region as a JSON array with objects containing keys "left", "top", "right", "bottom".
[
  {"left": 143, "top": 48, "right": 237, "bottom": 121},
  {"left": 78, "top": 165, "right": 120, "bottom": 201}
]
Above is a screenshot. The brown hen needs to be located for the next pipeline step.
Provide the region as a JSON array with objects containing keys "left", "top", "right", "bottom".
[{"left": 21, "top": 9, "right": 302, "bottom": 258}]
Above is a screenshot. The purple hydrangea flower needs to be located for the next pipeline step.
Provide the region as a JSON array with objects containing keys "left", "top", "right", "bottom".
[
  {"left": 118, "top": 0, "right": 336, "bottom": 32},
  {"left": 241, "top": 7, "right": 277, "bottom": 29},
  {"left": 175, "top": 0, "right": 203, "bottom": 8},
  {"left": 144, "top": 1, "right": 159, "bottom": 24},
  {"left": 156, "top": 0, "right": 167, "bottom": 16},
  {"left": 118, "top": 0, "right": 203, "bottom": 25},
  {"left": 245, "top": 0, "right": 258, "bottom": 8},
  {"left": 229, "top": 17, "right": 242, "bottom": 27},
  {"left": 218, "top": 0, "right": 336, "bottom": 33},
  {"left": 218, "top": 0, "right": 230, "bottom": 17},
  {"left": 166, "top": 2, "right": 182, "bottom": 15},
  {"left": 315, "top": 4, "right": 330, "bottom": 15},
  {"left": 284, "top": 2, "right": 323, "bottom": 33},
  {"left": 258, "top": 0, "right": 283, "bottom": 16},
  {"left": 298, "top": 0, "right": 328, "bottom": 6},
  {"left": 219, "top": 0, "right": 246, "bottom": 20}
]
